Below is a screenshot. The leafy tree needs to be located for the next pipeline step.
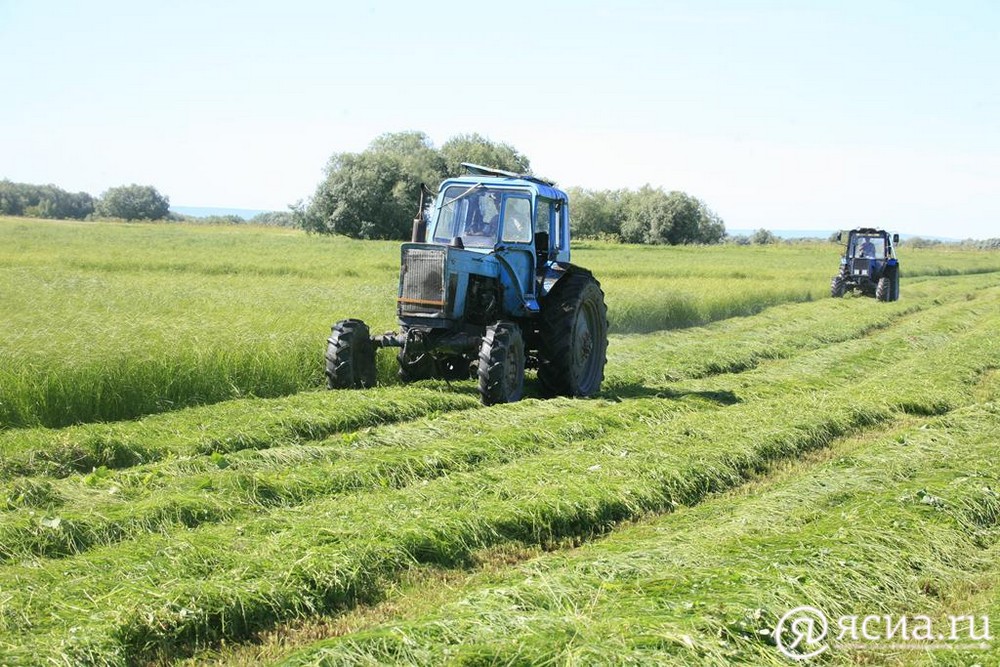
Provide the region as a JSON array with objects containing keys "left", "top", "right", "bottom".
[
  {"left": 439, "top": 133, "right": 530, "bottom": 176},
  {"left": 616, "top": 186, "right": 725, "bottom": 245},
  {"left": 0, "top": 180, "right": 94, "bottom": 219},
  {"left": 303, "top": 131, "right": 539, "bottom": 239},
  {"left": 369, "top": 131, "right": 446, "bottom": 185},
  {"left": 307, "top": 148, "right": 423, "bottom": 239},
  {"left": 303, "top": 131, "right": 440, "bottom": 238},
  {"left": 647, "top": 191, "right": 701, "bottom": 245},
  {"left": 568, "top": 187, "right": 625, "bottom": 239},
  {"left": 750, "top": 228, "right": 779, "bottom": 245},
  {"left": 97, "top": 184, "right": 170, "bottom": 220},
  {"left": 695, "top": 207, "right": 726, "bottom": 244}
]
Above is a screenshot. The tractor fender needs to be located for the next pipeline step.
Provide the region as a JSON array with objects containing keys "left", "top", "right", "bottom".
[{"left": 539, "top": 262, "right": 593, "bottom": 299}]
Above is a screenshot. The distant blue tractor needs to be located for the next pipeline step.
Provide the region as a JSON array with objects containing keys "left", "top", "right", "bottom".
[
  {"left": 325, "top": 164, "right": 608, "bottom": 405},
  {"left": 830, "top": 227, "right": 901, "bottom": 301}
]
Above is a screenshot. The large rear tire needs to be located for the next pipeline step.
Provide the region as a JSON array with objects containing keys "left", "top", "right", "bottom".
[
  {"left": 875, "top": 276, "right": 891, "bottom": 302},
  {"left": 326, "top": 319, "right": 377, "bottom": 389},
  {"left": 538, "top": 272, "right": 608, "bottom": 397},
  {"left": 477, "top": 322, "right": 525, "bottom": 405}
]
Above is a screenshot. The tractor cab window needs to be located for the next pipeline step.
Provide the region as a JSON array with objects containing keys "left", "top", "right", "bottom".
[
  {"left": 501, "top": 196, "right": 532, "bottom": 244},
  {"left": 433, "top": 186, "right": 530, "bottom": 249},
  {"left": 534, "top": 199, "right": 553, "bottom": 260},
  {"left": 433, "top": 186, "right": 501, "bottom": 248},
  {"left": 852, "top": 235, "right": 886, "bottom": 259}
]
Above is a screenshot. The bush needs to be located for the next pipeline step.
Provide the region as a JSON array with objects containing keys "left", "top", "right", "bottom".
[{"left": 97, "top": 184, "right": 170, "bottom": 221}]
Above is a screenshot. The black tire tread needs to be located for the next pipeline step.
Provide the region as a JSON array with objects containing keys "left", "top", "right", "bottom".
[
  {"left": 830, "top": 274, "right": 846, "bottom": 298},
  {"left": 537, "top": 271, "right": 608, "bottom": 397},
  {"left": 477, "top": 322, "right": 524, "bottom": 405},
  {"left": 326, "top": 319, "right": 376, "bottom": 389}
]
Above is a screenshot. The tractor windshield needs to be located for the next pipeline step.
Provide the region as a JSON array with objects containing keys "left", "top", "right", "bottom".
[
  {"left": 433, "top": 186, "right": 525, "bottom": 249},
  {"left": 851, "top": 235, "right": 886, "bottom": 259}
]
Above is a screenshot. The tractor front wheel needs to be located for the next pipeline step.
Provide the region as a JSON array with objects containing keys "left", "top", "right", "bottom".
[
  {"left": 538, "top": 272, "right": 608, "bottom": 397},
  {"left": 477, "top": 322, "right": 525, "bottom": 405},
  {"left": 326, "top": 319, "right": 377, "bottom": 389},
  {"left": 830, "top": 274, "right": 846, "bottom": 298}
]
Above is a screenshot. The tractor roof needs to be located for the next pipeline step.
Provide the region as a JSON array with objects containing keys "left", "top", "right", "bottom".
[
  {"left": 440, "top": 163, "right": 568, "bottom": 202},
  {"left": 850, "top": 227, "right": 890, "bottom": 235}
]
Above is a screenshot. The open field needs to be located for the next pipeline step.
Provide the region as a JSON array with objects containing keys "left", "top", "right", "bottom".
[
  {"left": 1, "top": 218, "right": 999, "bottom": 665},
  {"left": 3, "top": 217, "right": 1000, "bottom": 429}
]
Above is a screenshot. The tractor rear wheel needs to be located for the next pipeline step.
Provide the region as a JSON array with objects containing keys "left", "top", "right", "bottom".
[
  {"left": 538, "top": 272, "right": 608, "bottom": 397},
  {"left": 326, "top": 319, "right": 377, "bottom": 389},
  {"left": 830, "top": 274, "right": 846, "bottom": 298},
  {"left": 477, "top": 322, "right": 525, "bottom": 405},
  {"left": 876, "top": 276, "right": 891, "bottom": 302}
]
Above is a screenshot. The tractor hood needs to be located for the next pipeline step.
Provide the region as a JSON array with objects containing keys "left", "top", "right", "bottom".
[{"left": 397, "top": 243, "right": 500, "bottom": 321}]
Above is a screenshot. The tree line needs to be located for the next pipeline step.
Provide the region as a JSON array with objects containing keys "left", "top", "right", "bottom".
[
  {"left": 5, "top": 131, "right": 729, "bottom": 244},
  {"left": 298, "top": 131, "right": 727, "bottom": 245},
  {"left": 5, "top": 132, "right": 727, "bottom": 244},
  {"left": 0, "top": 181, "right": 170, "bottom": 221}
]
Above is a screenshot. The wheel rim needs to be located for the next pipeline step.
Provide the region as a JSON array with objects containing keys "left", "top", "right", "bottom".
[
  {"left": 503, "top": 331, "right": 524, "bottom": 399},
  {"left": 573, "top": 298, "right": 601, "bottom": 391}
]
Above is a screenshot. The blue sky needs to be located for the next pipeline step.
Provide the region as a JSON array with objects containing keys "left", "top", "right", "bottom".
[{"left": 1, "top": 0, "right": 997, "bottom": 237}]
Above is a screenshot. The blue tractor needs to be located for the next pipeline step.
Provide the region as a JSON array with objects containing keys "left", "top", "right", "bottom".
[
  {"left": 830, "top": 227, "right": 901, "bottom": 301},
  {"left": 325, "top": 164, "right": 608, "bottom": 405}
]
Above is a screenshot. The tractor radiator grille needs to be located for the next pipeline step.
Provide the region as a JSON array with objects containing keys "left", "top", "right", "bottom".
[
  {"left": 851, "top": 258, "right": 871, "bottom": 276},
  {"left": 399, "top": 248, "right": 446, "bottom": 316}
]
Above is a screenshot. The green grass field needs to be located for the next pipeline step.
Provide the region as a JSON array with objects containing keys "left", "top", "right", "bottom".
[{"left": 1, "top": 217, "right": 999, "bottom": 665}]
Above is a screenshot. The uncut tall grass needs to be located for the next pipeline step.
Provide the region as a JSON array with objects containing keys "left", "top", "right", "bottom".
[{"left": 3, "top": 217, "right": 998, "bottom": 428}]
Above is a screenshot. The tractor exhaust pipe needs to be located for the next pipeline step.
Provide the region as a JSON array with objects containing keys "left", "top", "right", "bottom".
[{"left": 411, "top": 184, "right": 434, "bottom": 243}]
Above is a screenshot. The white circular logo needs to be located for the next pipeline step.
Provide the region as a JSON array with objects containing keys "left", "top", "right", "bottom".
[{"left": 774, "top": 605, "right": 830, "bottom": 660}]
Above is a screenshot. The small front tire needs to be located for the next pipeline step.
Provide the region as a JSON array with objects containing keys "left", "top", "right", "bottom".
[
  {"left": 830, "top": 274, "right": 846, "bottom": 298},
  {"left": 477, "top": 322, "right": 525, "bottom": 405},
  {"left": 326, "top": 319, "right": 377, "bottom": 389}
]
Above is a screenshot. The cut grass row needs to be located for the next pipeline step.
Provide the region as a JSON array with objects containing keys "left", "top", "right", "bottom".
[
  {"left": 0, "top": 291, "right": 996, "bottom": 664},
  {"left": 0, "top": 397, "right": 710, "bottom": 563},
  {"left": 0, "top": 290, "right": 988, "bottom": 566},
  {"left": 0, "top": 388, "right": 479, "bottom": 479},
  {"left": 4, "top": 218, "right": 1000, "bottom": 429},
  {"left": 0, "top": 274, "right": 973, "bottom": 480},
  {"left": 278, "top": 401, "right": 1000, "bottom": 666}
]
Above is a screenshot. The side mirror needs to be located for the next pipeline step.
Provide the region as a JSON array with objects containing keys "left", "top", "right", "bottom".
[
  {"left": 836, "top": 232, "right": 842, "bottom": 242},
  {"left": 892, "top": 234, "right": 900, "bottom": 244}
]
